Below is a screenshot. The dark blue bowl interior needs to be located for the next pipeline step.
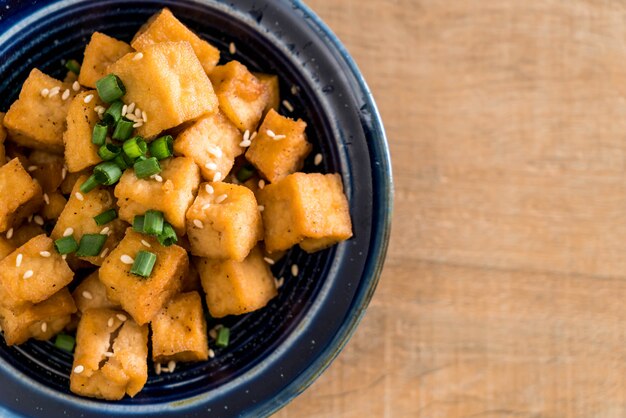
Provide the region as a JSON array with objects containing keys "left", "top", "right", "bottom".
[{"left": 0, "top": 1, "right": 391, "bottom": 417}]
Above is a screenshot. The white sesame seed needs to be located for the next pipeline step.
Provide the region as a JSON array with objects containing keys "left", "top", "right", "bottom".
[
  {"left": 205, "top": 184, "right": 214, "bottom": 194},
  {"left": 168, "top": 360, "right": 176, "bottom": 373},
  {"left": 273, "top": 134, "right": 286, "bottom": 140},
  {"left": 155, "top": 362, "right": 162, "bottom": 375},
  {"left": 49, "top": 86, "right": 60, "bottom": 97},
  {"left": 62, "top": 254, "right": 67, "bottom": 260},
  {"left": 61, "top": 166, "right": 67, "bottom": 180},
  {"left": 134, "top": 108, "right": 142, "bottom": 118},
  {"left": 82, "top": 291, "right": 93, "bottom": 300},
  {"left": 291, "top": 85, "right": 299, "bottom": 95},
  {"left": 73, "top": 365, "right": 84, "bottom": 374},
  {"left": 108, "top": 317, "right": 115, "bottom": 327},
  {"left": 263, "top": 257, "right": 275, "bottom": 265},
  {"left": 208, "top": 145, "right": 223, "bottom": 158},
  {"left": 133, "top": 122, "right": 143, "bottom": 128},
  {"left": 100, "top": 247, "right": 109, "bottom": 258},
  {"left": 61, "top": 89, "right": 70, "bottom": 100},
  {"left": 258, "top": 179, "right": 265, "bottom": 189},
  {"left": 202, "top": 203, "right": 211, "bottom": 210},
  {"left": 41, "top": 322, "right": 47, "bottom": 332},
  {"left": 125, "top": 113, "right": 138, "bottom": 122},
  {"left": 282, "top": 100, "right": 294, "bottom": 112},
  {"left": 40, "top": 88, "right": 50, "bottom": 97},
  {"left": 43, "top": 193, "right": 50, "bottom": 205},
  {"left": 213, "top": 172, "right": 222, "bottom": 182},
  {"left": 239, "top": 139, "right": 251, "bottom": 148},
  {"left": 72, "top": 81, "right": 80, "bottom": 91},
  {"left": 34, "top": 215, "right": 44, "bottom": 226},
  {"left": 205, "top": 162, "right": 218, "bottom": 170},
  {"left": 94, "top": 105, "right": 105, "bottom": 113},
  {"left": 23, "top": 270, "right": 33, "bottom": 279},
  {"left": 15, "top": 253, "right": 23, "bottom": 267},
  {"left": 127, "top": 102, "right": 136, "bottom": 114},
  {"left": 193, "top": 219, "right": 204, "bottom": 229},
  {"left": 141, "top": 239, "right": 151, "bottom": 248},
  {"left": 258, "top": 205, "right": 264, "bottom": 212},
  {"left": 75, "top": 192, "right": 84, "bottom": 201},
  {"left": 120, "top": 254, "right": 134, "bottom": 264},
  {"left": 275, "top": 276, "right": 284, "bottom": 289},
  {"left": 63, "top": 227, "right": 74, "bottom": 237},
  {"left": 27, "top": 165, "right": 38, "bottom": 172},
  {"left": 6, "top": 228, "right": 13, "bottom": 239},
  {"left": 291, "top": 264, "right": 299, "bottom": 276},
  {"left": 39, "top": 251, "right": 51, "bottom": 258},
  {"left": 243, "top": 130, "right": 250, "bottom": 142},
  {"left": 314, "top": 153, "right": 323, "bottom": 166},
  {"left": 142, "top": 111, "right": 147, "bottom": 123},
  {"left": 121, "top": 104, "right": 128, "bottom": 116},
  {"left": 215, "top": 194, "right": 227, "bottom": 204},
  {"left": 116, "top": 313, "right": 127, "bottom": 321},
  {"left": 100, "top": 226, "right": 110, "bottom": 235},
  {"left": 84, "top": 94, "right": 94, "bottom": 104},
  {"left": 229, "top": 42, "right": 236, "bottom": 54},
  {"left": 266, "top": 129, "right": 276, "bottom": 138},
  {"left": 132, "top": 52, "right": 144, "bottom": 61},
  {"left": 104, "top": 352, "right": 114, "bottom": 358},
  {"left": 208, "top": 348, "right": 215, "bottom": 358},
  {"left": 250, "top": 131, "right": 257, "bottom": 140},
  {"left": 153, "top": 174, "right": 163, "bottom": 182}
]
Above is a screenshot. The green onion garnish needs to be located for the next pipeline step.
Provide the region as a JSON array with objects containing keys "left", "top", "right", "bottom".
[
  {"left": 133, "top": 157, "right": 161, "bottom": 178},
  {"left": 130, "top": 250, "right": 157, "bottom": 277},
  {"left": 143, "top": 210, "right": 164, "bottom": 235},
  {"left": 98, "top": 143, "right": 121, "bottom": 161},
  {"left": 236, "top": 165, "right": 255, "bottom": 182},
  {"left": 149, "top": 135, "right": 174, "bottom": 160},
  {"left": 112, "top": 118, "right": 135, "bottom": 141},
  {"left": 54, "top": 236, "right": 78, "bottom": 255},
  {"left": 216, "top": 327, "right": 230, "bottom": 348},
  {"left": 102, "top": 100, "right": 124, "bottom": 125},
  {"left": 93, "top": 209, "right": 117, "bottom": 226},
  {"left": 133, "top": 215, "right": 145, "bottom": 233},
  {"left": 65, "top": 59, "right": 81, "bottom": 75},
  {"left": 123, "top": 137, "right": 147, "bottom": 159},
  {"left": 157, "top": 222, "right": 178, "bottom": 246},
  {"left": 92, "top": 122, "right": 108, "bottom": 146},
  {"left": 75, "top": 234, "right": 107, "bottom": 257},
  {"left": 79, "top": 174, "right": 100, "bottom": 193},
  {"left": 93, "top": 162, "right": 123, "bottom": 186},
  {"left": 54, "top": 333, "right": 76, "bottom": 352},
  {"left": 95, "top": 74, "right": 126, "bottom": 103}
]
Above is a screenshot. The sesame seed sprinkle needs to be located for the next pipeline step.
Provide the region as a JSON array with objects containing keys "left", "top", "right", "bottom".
[
  {"left": 155, "top": 363, "right": 162, "bottom": 375},
  {"left": 41, "top": 322, "right": 47, "bottom": 332},
  {"left": 193, "top": 219, "right": 204, "bottom": 229},
  {"left": 142, "top": 111, "right": 147, "bottom": 123},
  {"left": 134, "top": 108, "right": 142, "bottom": 118},
  {"left": 153, "top": 174, "right": 163, "bottom": 182},
  {"left": 229, "top": 42, "right": 236, "bottom": 54},
  {"left": 291, "top": 264, "right": 299, "bottom": 276},
  {"left": 61, "top": 166, "right": 67, "bottom": 180},
  {"left": 73, "top": 365, "right": 84, "bottom": 374},
  {"left": 314, "top": 153, "right": 323, "bottom": 166},
  {"left": 100, "top": 247, "right": 109, "bottom": 258},
  {"left": 82, "top": 291, "right": 93, "bottom": 300},
  {"left": 84, "top": 94, "right": 94, "bottom": 104},
  {"left": 63, "top": 227, "right": 74, "bottom": 237},
  {"left": 132, "top": 52, "right": 143, "bottom": 61},
  {"left": 133, "top": 122, "right": 143, "bottom": 128},
  {"left": 27, "top": 165, "right": 38, "bottom": 172},
  {"left": 213, "top": 172, "right": 222, "bottom": 182},
  {"left": 282, "top": 100, "right": 294, "bottom": 112},
  {"left": 121, "top": 104, "right": 128, "bottom": 116},
  {"left": 205, "top": 184, "right": 214, "bottom": 194},
  {"left": 291, "top": 85, "right": 299, "bottom": 95},
  {"left": 266, "top": 129, "right": 276, "bottom": 138},
  {"left": 275, "top": 277, "right": 284, "bottom": 289},
  {"left": 215, "top": 194, "right": 228, "bottom": 204},
  {"left": 61, "top": 89, "right": 70, "bottom": 100},
  {"left": 168, "top": 360, "right": 176, "bottom": 373},
  {"left": 273, "top": 134, "right": 286, "bottom": 140},
  {"left": 208, "top": 146, "right": 223, "bottom": 158},
  {"left": 23, "top": 270, "right": 34, "bottom": 279},
  {"left": 141, "top": 239, "right": 151, "bottom": 248},
  {"left": 6, "top": 228, "right": 13, "bottom": 239},
  {"left": 205, "top": 162, "right": 218, "bottom": 170},
  {"left": 34, "top": 215, "right": 44, "bottom": 226},
  {"left": 263, "top": 257, "right": 275, "bottom": 265},
  {"left": 100, "top": 226, "right": 110, "bottom": 235},
  {"left": 40, "top": 88, "right": 50, "bottom": 97},
  {"left": 75, "top": 192, "right": 84, "bottom": 201},
  {"left": 39, "top": 251, "right": 51, "bottom": 258},
  {"left": 250, "top": 131, "right": 258, "bottom": 140},
  {"left": 239, "top": 139, "right": 251, "bottom": 147},
  {"left": 120, "top": 254, "right": 134, "bottom": 264},
  {"left": 116, "top": 313, "right": 127, "bottom": 321},
  {"left": 49, "top": 86, "right": 60, "bottom": 97},
  {"left": 62, "top": 254, "right": 67, "bottom": 260},
  {"left": 202, "top": 203, "right": 211, "bottom": 210},
  {"left": 258, "top": 179, "right": 265, "bottom": 189},
  {"left": 243, "top": 130, "right": 250, "bottom": 142},
  {"left": 208, "top": 349, "right": 215, "bottom": 358},
  {"left": 127, "top": 102, "right": 136, "bottom": 114},
  {"left": 258, "top": 205, "right": 264, "bottom": 212},
  {"left": 108, "top": 317, "right": 114, "bottom": 327},
  {"left": 72, "top": 81, "right": 80, "bottom": 91},
  {"left": 15, "top": 253, "right": 23, "bottom": 267},
  {"left": 43, "top": 193, "right": 50, "bottom": 205}
]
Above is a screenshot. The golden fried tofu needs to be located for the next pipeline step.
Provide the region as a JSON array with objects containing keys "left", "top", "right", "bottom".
[
  {"left": 63, "top": 90, "right": 104, "bottom": 173},
  {"left": 132, "top": 8, "right": 220, "bottom": 75},
  {"left": 0, "top": 158, "right": 43, "bottom": 233},
  {"left": 109, "top": 41, "right": 218, "bottom": 139},
  {"left": 257, "top": 173, "right": 352, "bottom": 252},
  {"left": 28, "top": 150, "right": 65, "bottom": 193},
  {"left": 7, "top": 223, "right": 45, "bottom": 248},
  {"left": 186, "top": 182, "right": 262, "bottom": 261},
  {"left": 3, "top": 69, "right": 78, "bottom": 153},
  {"left": 78, "top": 32, "right": 134, "bottom": 88},
  {"left": 253, "top": 72, "right": 280, "bottom": 116},
  {"left": 196, "top": 247, "right": 277, "bottom": 318},
  {"left": 72, "top": 271, "right": 120, "bottom": 314},
  {"left": 70, "top": 308, "right": 148, "bottom": 400},
  {"left": 40, "top": 191, "right": 67, "bottom": 221},
  {"left": 99, "top": 229, "right": 188, "bottom": 325}
]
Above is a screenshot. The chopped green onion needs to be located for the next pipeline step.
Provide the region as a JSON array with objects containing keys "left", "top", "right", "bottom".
[
  {"left": 157, "top": 222, "right": 178, "bottom": 246},
  {"left": 98, "top": 143, "right": 121, "bottom": 161},
  {"left": 133, "top": 215, "right": 145, "bottom": 233},
  {"left": 65, "top": 59, "right": 81, "bottom": 75},
  {"left": 93, "top": 209, "right": 117, "bottom": 226},
  {"left": 143, "top": 210, "right": 164, "bottom": 235},
  {"left": 92, "top": 122, "right": 108, "bottom": 146},
  {"left": 112, "top": 118, "right": 134, "bottom": 141},
  {"left": 79, "top": 174, "right": 100, "bottom": 193},
  {"left": 130, "top": 250, "right": 157, "bottom": 277},
  {"left": 75, "top": 234, "right": 107, "bottom": 257},
  {"left": 95, "top": 74, "right": 126, "bottom": 103},
  {"left": 54, "top": 333, "right": 76, "bottom": 352},
  {"left": 133, "top": 157, "right": 161, "bottom": 178},
  {"left": 102, "top": 100, "right": 124, "bottom": 125},
  {"left": 149, "top": 135, "right": 174, "bottom": 160},
  {"left": 236, "top": 164, "right": 255, "bottom": 182},
  {"left": 93, "top": 162, "right": 123, "bottom": 186},
  {"left": 123, "top": 137, "right": 147, "bottom": 159},
  {"left": 216, "top": 327, "right": 230, "bottom": 348},
  {"left": 54, "top": 236, "right": 78, "bottom": 255}
]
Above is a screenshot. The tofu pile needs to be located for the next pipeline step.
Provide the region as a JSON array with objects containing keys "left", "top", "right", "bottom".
[{"left": 0, "top": 8, "right": 353, "bottom": 400}]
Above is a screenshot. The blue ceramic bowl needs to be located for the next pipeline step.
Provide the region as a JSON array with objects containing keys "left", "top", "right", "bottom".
[{"left": 0, "top": 0, "right": 392, "bottom": 416}]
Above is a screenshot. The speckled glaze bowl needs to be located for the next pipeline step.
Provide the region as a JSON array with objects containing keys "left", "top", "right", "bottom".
[{"left": 0, "top": 0, "right": 392, "bottom": 416}]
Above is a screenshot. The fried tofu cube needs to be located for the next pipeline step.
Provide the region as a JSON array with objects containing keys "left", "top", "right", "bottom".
[
  {"left": 0, "top": 235, "right": 74, "bottom": 309},
  {"left": 0, "top": 113, "right": 6, "bottom": 167},
  {"left": 99, "top": 229, "right": 188, "bottom": 325},
  {"left": 60, "top": 169, "right": 87, "bottom": 195},
  {"left": 131, "top": 8, "right": 220, "bottom": 75},
  {"left": 51, "top": 175, "right": 126, "bottom": 266},
  {"left": 151, "top": 291, "right": 208, "bottom": 363},
  {"left": 28, "top": 150, "right": 65, "bottom": 193},
  {"left": 7, "top": 223, "right": 46, "bottom": 248},
  {"left": 173, "top": 112, "right": 243, "bottom": 182},
  {"left": 78, "top": 32, "right": 134, "bottom": 89},
  {"left": 40, "top": 191, "right": 67, "bottom": 221},
  {"left": 209, "top": 61, "right": 269, "bottom": 132},
  {"left": 253, "top": 73, "right": 280, "bottom": 116},
  {"left": 258, "top": 173, "right": 352, "bottom": 252},
  {"left": 70, "top": 308, "right": 148, "bottom": 400},
  {"left": 181, "top": 261, "right": 202, "bottom": 292},
  {"left": 0, "top": 158, "right": 43, "bottom": 233},
  {"left": 72, "top": 271, "right": 120, "bottom": 314},
  {"left": 245, "top": 109, "right": 311, "bottom": 183},
  {"left": 3, "top": 69, "right": 78, "bottom": 153},
  {"left": 0, "top": 289, "right": 76, "bottom": 346},
  {"left": 109, "top": 41, "right": 218, "bottom": 139},
  {"left": 196, "top": 247, "right": 277, "bottom": 318},
  {"left": 63, "top": 90, "right": 104, "bottom": 172},
  {"left": 186, "top": 182, "right": 263, "bottom": 261},
  {"left": 115, "top": 157, "right": 200, "bottom": 234}
]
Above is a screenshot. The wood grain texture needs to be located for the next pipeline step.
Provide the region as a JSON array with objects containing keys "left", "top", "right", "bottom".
[{"left": 277, "top": 1, "right": 626, "bottom": 417}]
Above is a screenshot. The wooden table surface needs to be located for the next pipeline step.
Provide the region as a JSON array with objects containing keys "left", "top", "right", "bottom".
[{"left": 277, "top": 1, "right": 626, "bottom": 417}]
